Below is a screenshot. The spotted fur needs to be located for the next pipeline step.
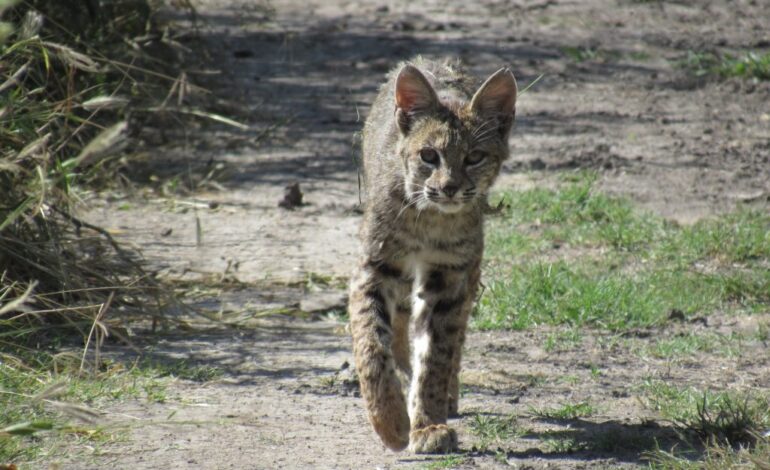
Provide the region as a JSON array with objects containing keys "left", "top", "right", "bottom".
[{"left": 349, "top": 57, "right": 517, "bottom": 453}]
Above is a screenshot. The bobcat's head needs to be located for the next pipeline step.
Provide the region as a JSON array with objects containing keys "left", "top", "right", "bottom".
[{"left": 394, "top": 64, "right": 517, "bottom": 214}]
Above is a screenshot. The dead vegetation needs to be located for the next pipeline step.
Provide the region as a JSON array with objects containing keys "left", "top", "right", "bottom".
[
  {"left": 0, "top": 0, "right": 189, "bottom": 345},
  {"left": 0, "top": 0, "right": 202, "bottom": 461}
]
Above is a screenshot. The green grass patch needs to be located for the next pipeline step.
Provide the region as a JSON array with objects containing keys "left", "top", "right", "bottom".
[
  {"left": 628, "top": 50, "right": 652, "bottom": 61},
  {"left": 544, "top": 329, "right": 583, "bottom": 352},
  {"left": 475, "top": 261, "right": 760, "bottom": 330},
  {"left": 477, "top": 174, "right": 769, "bottom": 331},
  {"left": 562, "top": 46, "right": 601, "bottom": 62},
  {"left": 0, "top": 350, "right": 189, "bottom": 464},
  {"left": 487, "top": 173, "right": 662, "bottom": 254},
  {"left": 678, "top": 50, "right": 770, "bottom": 81},
  {"left": 642, "top": 332, "right": 745, "bottom": 360},
  {"left": 561, "top": 46, "right": 622, "bottom": 63}
]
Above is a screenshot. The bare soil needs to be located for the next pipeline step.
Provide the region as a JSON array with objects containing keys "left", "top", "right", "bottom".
[{"left": 70, "top": 0, "right": 770, "bottom": 468}]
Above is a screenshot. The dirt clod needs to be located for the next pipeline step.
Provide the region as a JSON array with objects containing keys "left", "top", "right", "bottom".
[{"left": 278, "top": 182, "right": 303, "bottom": 209}]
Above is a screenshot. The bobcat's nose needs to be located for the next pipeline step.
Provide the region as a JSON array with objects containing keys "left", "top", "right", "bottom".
[{"left": 442, "top": 185, "right": 459, "bottom": 198}]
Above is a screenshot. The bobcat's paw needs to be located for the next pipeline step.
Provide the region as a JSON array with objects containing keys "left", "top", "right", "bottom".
[{"left": 408, "top": 424, "right": 458, "bottom": 454}]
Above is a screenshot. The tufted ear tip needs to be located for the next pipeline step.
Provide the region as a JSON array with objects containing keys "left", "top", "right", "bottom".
[
  {"left": 394, "top": 64, "right": 438, "bottom": 114},
  {"left": 394, "top": 64, "right": 439, "bottom": 134},
  {"left": 471, "top": 67, "right": 518, "bottom": 117}
]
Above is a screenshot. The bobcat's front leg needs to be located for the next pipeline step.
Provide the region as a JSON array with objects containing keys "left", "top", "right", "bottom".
[
  {"left": 447, "top": 326, "right": 466, "bottom": 418},
  {"left": 407, "top": 267, "right": 471, "bottom": 453},
  {"left": 349, "top": 260, "right": 410, "bottom": 451}
]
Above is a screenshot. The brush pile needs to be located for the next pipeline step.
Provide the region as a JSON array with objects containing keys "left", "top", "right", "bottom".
[{"left": 0, "top": 0, "right": 186, "bottom": 345}]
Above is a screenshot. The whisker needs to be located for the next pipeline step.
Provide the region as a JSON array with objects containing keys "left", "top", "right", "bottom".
[{"left": 395, "top": 191, "right": 424, "bottom": 220}]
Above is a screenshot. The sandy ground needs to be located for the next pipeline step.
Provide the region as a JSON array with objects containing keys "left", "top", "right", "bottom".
[{"left": 70, "top": 0, "right": 770, "bottom": 468}]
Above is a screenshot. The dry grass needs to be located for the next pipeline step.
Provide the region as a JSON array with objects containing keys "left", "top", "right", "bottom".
[
  {"left": 0, "top": 0, "right": 192, "bottom": 345},
  {"left": 1, "top": 2, "right": 202, "bottom": 461}
]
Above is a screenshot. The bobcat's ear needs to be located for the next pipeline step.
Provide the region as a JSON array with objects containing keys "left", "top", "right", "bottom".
[
  {"left": 470, "top": 68, "right": 518, "bottom": 138},
  {"left": 394, "top": 65, "right": 438, "bottom": 134}
]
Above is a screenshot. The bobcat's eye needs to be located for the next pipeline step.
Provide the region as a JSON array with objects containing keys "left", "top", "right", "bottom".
[
  {"left": 466, "top": 151, "right": 487, "bottom": 166},
  {"left": 419, "top": 148, "right": 440, "bottom": 165}
]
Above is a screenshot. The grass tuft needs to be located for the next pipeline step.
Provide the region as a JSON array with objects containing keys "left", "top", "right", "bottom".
[
  {"left": 647, "top": 438, "right": 770, "bottom": 470},
  {"left": 467, "top": 413, "right": 523, "bottom": 451},
  {"left": 682, "top": 394, "right": 768, "bottom": 448},
  {"left": 529, "top": 401, "right": 595, "bottom": 420},
  {"left": 641, "top": 380, "right": 769, "bottom": 446},
  {"left": 641, "top": 382, "right": 770, "bottom": 468}
]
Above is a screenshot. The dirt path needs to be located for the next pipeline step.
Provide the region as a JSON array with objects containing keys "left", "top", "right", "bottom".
[{"left": 74, "top": 0, "right": 769, "bottom": 468}]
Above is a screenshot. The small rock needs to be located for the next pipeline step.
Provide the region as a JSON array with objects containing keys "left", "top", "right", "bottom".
[
  {"left": 529, "top": 158, "right": 546, "bottom": 170},
  {"left": 390, "top": 20, "right": 414, "bottom": 31},
  {"left": 233, "top": 49, "right": 254, "bottom": 59},
  {"left": 279, "top": 182, "right": 303, "bottom": 209}
]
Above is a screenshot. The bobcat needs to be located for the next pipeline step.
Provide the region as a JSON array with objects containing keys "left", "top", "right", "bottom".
[{"left": 349, "top": 57, "right": 517, "bottom": 454}]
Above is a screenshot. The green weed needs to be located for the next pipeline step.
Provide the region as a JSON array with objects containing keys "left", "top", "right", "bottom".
[
  {"left": 562, "top": 46, "right": 600, "bottom": 62},
  {"left": 467, "top": 413, "right": 523, "bottom": 450},
  {"left": 757, "top": 321, "right": 769, "bottom": 342},
  {"left": 559, "top": 374, "right": 581, "bottom": 385},
  {"left": 423, "top": 455, "right": 468, "bottom": 469},
  {"left": 643, "top": 385, "right": 770, "bottom": 468},
  {"left": 530, "top": 401, "right": 595, "bottom": 420},
  {"left": 561, "top": 46, "right": 621, "bottom": 63},
  {"left": 137, "top": 359, "right": 223, "bottom": 383},
  {"left": 544, "top": 329, "right": 583, "bottom": 352},
  {"left": 543, "top": 437, "right": 587, "bottom": 453}
]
